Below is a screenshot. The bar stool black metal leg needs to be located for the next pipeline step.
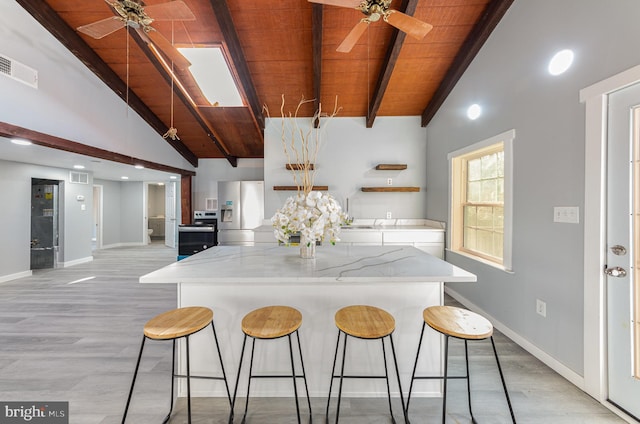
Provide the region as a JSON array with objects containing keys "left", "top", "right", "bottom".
[
  {"left": 325, "top": 329, "right": 342, "bottom": 423},
  {"left": 464, "top": 340, "right": 477, "bottom": 424},
  {"left": 406, "top": 322, "right": 426, "bottom": 415},
  {"left": 490, "top": 336, "right": 517, "bottom": 424},
  {"left": 381, "top": 338, "right": 395, "bottom": 423},
  {"left": 186, "top": 336, "right": 192, "bottom": 424},
  {"left": 389, "top": 335, "right": 409, "bottom": 424},
  {"left": 441, "top": 335, "right": 450, "bottom": 424},
  {"left": 212, "top": 323, "right": 233, "bottom": 408},
  {"left": 122, "top": 335, "right": 147, "bottom": 424},
  {"left": 287, "top": 334, "right": 302, "bottom": 424},
  {"left": 230, "top": 334, "right": 249, "bottom": 424},
  {"left": 295, "top": 330, "right": 313, "bottom": 422},
  {"left": 161, "top": 339, "right": 177, "bottom": 424},
  {"left": 335, "top": 331, "right": 349, "bottom": 424},
  {"left": 242, "top": 337, "right": 257, "bottom": 424}
]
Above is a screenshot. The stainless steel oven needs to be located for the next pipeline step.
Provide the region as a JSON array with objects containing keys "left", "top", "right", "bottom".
[{"left": 177, "top": 211, "right": 218, "bottom": 258}]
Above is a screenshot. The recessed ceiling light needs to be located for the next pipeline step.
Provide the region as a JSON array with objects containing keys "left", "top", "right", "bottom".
[
  {"left": 548, "top": 49, "right": 574, "bottom": 75},
  {"left": 170, "top": 176, "right": 178, "bottom": 180},
  {"left": 467, "top": 104, "right": 482, "bottom": 120},
  {"left": 158, "top": 182, "right": 165, "bottom": 186},
  {"left": 121, "top": 176, "right": 129, "bottom": 180},
  {"left": 134, "top": 165, "right": 144, "bottom": 169},
  {"left": 11, "top": 138, "right": 32, "bottom": 146},
  {"left": 73, "top": 164, "right": 85, "bottom": 169}
]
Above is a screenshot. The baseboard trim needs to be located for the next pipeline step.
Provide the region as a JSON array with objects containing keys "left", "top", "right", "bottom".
[
  {"left": 444, "top": 287, "right": 585, "bottom": 390},
  {"left": 101, "top": 242, "right": 146, "bottom": 250},
  {"left": 61, "top": 256, "right": 93, "bottom": 267},
  {"left": 0, "top": 270, "right": 32, "bottom": 284}
]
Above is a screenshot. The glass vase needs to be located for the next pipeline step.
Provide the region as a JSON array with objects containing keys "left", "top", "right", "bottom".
[{"left": 299, "top": 234, "right": 316, "bottom": 259}]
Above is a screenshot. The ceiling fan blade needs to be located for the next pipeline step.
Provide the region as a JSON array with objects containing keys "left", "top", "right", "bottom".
[
  {"left": 143, "top": 28, "right": 192, "bottom": 70},
  {"left": 144, "top": 0, "right": 196, "bottom": 21},
  {"left": 337, "top": 20, "right": 369, "bottom": 53},
  {"left": 384, "top": 10, "right": 433, "bottom": 40},
  {"left": 307, "top": 0, "right": 363, "bottom": 8},
  {"left": 77, "top": 16, "right": 125, "bottom": 39}
]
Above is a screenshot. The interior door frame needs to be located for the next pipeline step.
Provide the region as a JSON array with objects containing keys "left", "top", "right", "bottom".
[{"left": 581, "top": 64, "right": 640, "bottom": 422}]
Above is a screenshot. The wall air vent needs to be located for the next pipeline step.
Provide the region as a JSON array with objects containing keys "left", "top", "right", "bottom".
[
  {"left": 0, "top": 53, "right": 38, "bottom": 88},
  {"left": 206, "top": 198, "right": 218, "bottom": 211},
  {"left": 69, "top": 171, "right": 89, "bottom": 184}
]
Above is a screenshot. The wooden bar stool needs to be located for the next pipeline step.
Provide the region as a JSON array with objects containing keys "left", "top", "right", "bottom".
[
  {"left": 326, "top": 305, "right": 408, "bottom": 424},
  {"left": 122, "top": 306, "right": 231, "bottom": 424},
  {"left": 230, "top": 305, "right": 311, "bottom": 424},
  {"left": 406, "top": 305, "right": 516, "bottom": 423}
]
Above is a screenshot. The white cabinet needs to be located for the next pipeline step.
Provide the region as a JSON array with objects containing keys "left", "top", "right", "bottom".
[
  {"left": 382, "top": 230, "right": 445, "bottom": 259},
  {"left": 337, "top": 230, "right": 383, "bottom": 245}
]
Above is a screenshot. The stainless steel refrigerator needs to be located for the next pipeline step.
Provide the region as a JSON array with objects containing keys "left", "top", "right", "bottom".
[{"left": 217, "top": 181, "right": 264, "bottom": 245}]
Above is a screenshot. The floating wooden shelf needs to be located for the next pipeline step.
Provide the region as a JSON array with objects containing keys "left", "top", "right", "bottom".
[
  {"left": 273, "top": 185, "right": 329, "bottom": 191},
  {"left": 286, "top": 163, "right": 315, "bottom": 170},
  {"left": 375, "top": 164, "right": 407, "bottom": 170},
  {"left": 361, "top": 187, "right": 420, "bottom": 192}
]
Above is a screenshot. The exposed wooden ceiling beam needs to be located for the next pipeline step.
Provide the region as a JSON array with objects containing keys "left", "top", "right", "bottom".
[
  {"left": 421, "top": 0, "right": 514, "bottom": 127},
  {"left": 366, "top": 0, "right": 416, "bottom": 128},
  {"left": 209, "top": 0, "right": 265, "bottom": 132},
  {"left": 312, "top": 4, "right": 323, "bottom": 128},
  {"left": 129, "top": 33, "right": 238, "bottom": 167},
  {"left": 14, "top": 0, "right": 200, "bottom": 168},
  {"left": 0, "top": 122, "right": 196, "bottom": 177}
]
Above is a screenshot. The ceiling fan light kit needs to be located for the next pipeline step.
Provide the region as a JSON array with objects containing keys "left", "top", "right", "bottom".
[
  {"left": 309, "top": 0, "right": 433, "bottom": 53},
  {"left": 76, "top": 0, "right": 195, "bottom": 70}
]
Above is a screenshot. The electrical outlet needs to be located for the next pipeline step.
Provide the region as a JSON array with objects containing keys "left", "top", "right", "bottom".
[
  {"left": 386, "top": 211, "right": 392, "bottom": 219},
  {"left": 536, "top": 299, "right": 546, "bottom": 317},
  {"left": 387, "top": 178, "right": 393, "bottom": 186}
]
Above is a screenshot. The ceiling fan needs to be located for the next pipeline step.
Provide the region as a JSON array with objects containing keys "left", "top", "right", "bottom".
[
  {"left": 77, "top": 0, "right": 195, "bottom": 70},
  {"left": 309, "top": 0, "right": 433, "bottom": 53}
]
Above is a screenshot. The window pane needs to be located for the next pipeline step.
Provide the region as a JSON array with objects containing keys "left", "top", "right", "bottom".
[
  {"left": 467, "top": 181, "right": 481, "bottom": 202},
  {"left": 494, "top": 232, "right": 504, "bottom": 258},
  {"left": 465, "top": 206, "right": 477, "bottom": 227},
  {"left": 468, "top": 158, "right": 482, "bottom": 181},
  {"left": 476, "top": 229, "right": 494, "bottom": 255},
  {"left": 477, "top": 206, "right": 494, "bottom": 230},
  {"left": 464, "top": 227, "right": 477, "bottom": 250},
  {"left": 481, "top": 179, "right": 498, "bottom": 202},
  {"left": 494, "top": 206, "right": 504, "bottom": 229},
  {"left": 481, "top": 153, "right": 498, "bottom": 179},
  {"left": 497, "top": 151, "right": 504, "bottom": 178},
  {"left": 497, "top": 179, "right": 504, "bottom": 202}
]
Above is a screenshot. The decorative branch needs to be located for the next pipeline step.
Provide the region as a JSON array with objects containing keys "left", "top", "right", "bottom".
[{"left": 264, "top": 95, "right": 341, "bottom": 194}]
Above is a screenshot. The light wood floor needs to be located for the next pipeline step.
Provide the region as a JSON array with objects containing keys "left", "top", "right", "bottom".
[{"left": 0, "top": 243, "right": 626, "bottom": 423}]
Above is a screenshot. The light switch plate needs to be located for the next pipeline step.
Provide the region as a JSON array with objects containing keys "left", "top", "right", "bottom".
[{"left": 553, "top": 206, "right": 579, "bottom": 223}]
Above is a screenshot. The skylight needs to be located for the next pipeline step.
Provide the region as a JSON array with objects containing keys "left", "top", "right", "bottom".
[{"left": 178, "top": 47, "right": 244, "bottom": 107}]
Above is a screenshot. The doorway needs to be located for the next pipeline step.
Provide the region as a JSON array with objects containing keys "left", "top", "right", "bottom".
[
  {"left": 605, "top": 82, "right": 640, "bottom": 420},
  {"left": 147, "top": 183, "right": 166, "bottom": 244},
  {"left": 30, "top": 178, "right": 60, "bottom": 269}
]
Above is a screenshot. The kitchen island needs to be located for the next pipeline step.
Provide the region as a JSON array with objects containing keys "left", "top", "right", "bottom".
[{"left": 139, "top": 244, "right": 476, "bottom": 398}]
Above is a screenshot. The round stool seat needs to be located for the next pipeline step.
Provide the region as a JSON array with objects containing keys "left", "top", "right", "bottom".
[
  {"left": 144, "top": 306, "right": 213, "bottom": 340},
  {"left": 242, "top": 305, "right": 302, "bottom": 339},
  {"left": 335, "top": 305, "right": 395, "bottom": 339},
  {"left": 424, "top": 306, "right": 493, "bottom": 340}
]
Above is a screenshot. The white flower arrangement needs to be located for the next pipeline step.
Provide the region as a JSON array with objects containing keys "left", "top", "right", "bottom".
[{"left": 272, "top": 191, "right": 347, "bottom": 246}]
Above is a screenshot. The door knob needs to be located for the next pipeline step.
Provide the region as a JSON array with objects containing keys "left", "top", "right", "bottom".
[{"left": 604, "top": 266, "right": 627, "bottom": 277}]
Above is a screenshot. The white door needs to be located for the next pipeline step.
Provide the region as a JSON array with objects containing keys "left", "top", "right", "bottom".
[
  {"left": 165, "top": 181, "right": 177, "bottom": 248},
  {"left": 607, "top": 82, "right": 640, "bottom": 420}
]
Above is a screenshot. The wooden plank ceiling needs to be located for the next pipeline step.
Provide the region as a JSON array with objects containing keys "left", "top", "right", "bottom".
[{"left": 17, "top": 0, "right": 512, "bottom": 167}]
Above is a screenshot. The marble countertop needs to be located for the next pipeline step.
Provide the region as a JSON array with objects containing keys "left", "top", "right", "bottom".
[{"left": 140, "top": 245, "right": 475, "bottom": 285}]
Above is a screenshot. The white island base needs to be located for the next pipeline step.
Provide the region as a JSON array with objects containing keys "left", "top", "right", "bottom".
[{"left": 139, "top": 245, "right": 476, "bottom": 398}]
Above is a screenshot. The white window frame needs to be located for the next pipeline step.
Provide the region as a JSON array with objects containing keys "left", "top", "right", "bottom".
[{"left": 448, "top": 129, "right": 514, "bottom": 272}]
